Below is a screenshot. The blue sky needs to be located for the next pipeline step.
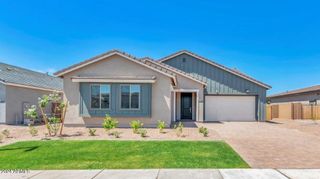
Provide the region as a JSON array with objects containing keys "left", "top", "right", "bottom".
[{"left": 0, "top": 0, "right": 319, "bottom": 95}]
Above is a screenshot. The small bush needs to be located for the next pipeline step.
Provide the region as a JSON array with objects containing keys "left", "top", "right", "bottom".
[
  {"left": 2, "top": 129, "right": 10, "bottom": 138},
  {"left": 138, "top": 129, "right": 147, "bottom": 137},
  {"left": 174, "top": 122, "right": 184, "bottom": 137},
  {"left": 0, "top": 134, "right": 3, "bottom": 143},
  {"left": 199, "top": 126, "right": 209, "bottom": 137},
  {"left": 157, "top": 120, "right": 166, "bottom": 133},
  {"left": 130, "top": 120, "right": 143, "bottom": 134},
  {"left": 28, "top": 124, "right": 38, "bottom": 137},
  {"left": 111, "top": 131, "right": 121, "bottom": 138},
  {"left": 88, "top": 128, "right": 96, "bottom": 136},
  {"left": 102, "top": 114, "right": 118, "bottom": 133}
]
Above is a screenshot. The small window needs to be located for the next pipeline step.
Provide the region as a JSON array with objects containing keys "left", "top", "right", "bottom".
[
  {"left": 121, "top": 84, "right": 140, "bottom": 109},
  {"left": 91, "top": 84, "right": 110, "bottom": 109}
]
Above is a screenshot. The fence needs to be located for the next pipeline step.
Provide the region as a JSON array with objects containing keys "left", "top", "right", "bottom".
[{"left": 266, "top": 103, "right": 320, "bottom": 120}]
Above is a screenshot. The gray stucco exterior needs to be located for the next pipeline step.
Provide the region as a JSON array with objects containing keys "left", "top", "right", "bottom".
[
  {"left": 163, "top": 53, "right": 268, "bottom": 121},
  {"left": 0, "top": 83, "right": 5, "bottom": 102}
]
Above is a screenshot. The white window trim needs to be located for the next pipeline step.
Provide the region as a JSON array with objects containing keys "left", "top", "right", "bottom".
[
  {"left": 90, "top": 84, "right": 111, "bottom": 110},
  {"left": 120, "top": 84, "right": 141, "bottom": 110}
]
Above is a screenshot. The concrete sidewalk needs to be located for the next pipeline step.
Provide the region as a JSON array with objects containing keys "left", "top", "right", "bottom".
[{"left": 1, "top": 169, "right": 320, "bottom": 179}]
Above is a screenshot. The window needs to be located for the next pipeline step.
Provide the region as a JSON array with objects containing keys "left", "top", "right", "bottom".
[
  {"left": 121, "top": 85, "right": 140, "bottom": 109},
  {"left": 91, "top": 84, "right": 110, "bottom": 109}
]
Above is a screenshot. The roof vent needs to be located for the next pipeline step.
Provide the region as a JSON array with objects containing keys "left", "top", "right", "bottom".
[{"left": 6, "top": 67, "right": 14, "bottom": 71}]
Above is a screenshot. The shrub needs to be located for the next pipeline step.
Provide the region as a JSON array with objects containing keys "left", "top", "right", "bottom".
[
  {"left": 88, "top": 128, "right": 96, "bottom": 136},
  {"left": 2, "top": 129, "right": 10, "bottom": 138},
  {"left": 199, "top": 126, "right": 209, "bottom": 137},
  {"left": 138, "top": 129, "right": 147, "bottom": 137},
  {"left": 0, "top": 134, "right": 3, "bottom": 143},
  {"left": 102, "top": 114, "right": 118, "bottom": 133},
  {"left": 174, "top": 122, "right": 184, "bottom": 137},
  {"left": 130, "top": 120, "right": 143, "bottom": 133},
  {"left": 157, "top": 120, "right": 166, "bottom": 133},
  {"left": 28, "top": 124, "right": 38, "bottom": 137},
  {"left": 111, "top": 131, "right": 121, "bottom": 138},
  {"left": 48, "top": 116, "right": 61, "bottom": 136},
  {"left": 24, "top": 105, "right": 38, "bottom": 120}
]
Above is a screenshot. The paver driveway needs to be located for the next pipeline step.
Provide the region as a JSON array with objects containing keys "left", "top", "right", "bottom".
[{"left": 200, "top": 119, "right": 320, "bottom": 168}]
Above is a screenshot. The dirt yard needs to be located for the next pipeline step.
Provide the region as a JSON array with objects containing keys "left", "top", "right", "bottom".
[{"left": 0, "top": 123, "right": 221, "bottom": 147}]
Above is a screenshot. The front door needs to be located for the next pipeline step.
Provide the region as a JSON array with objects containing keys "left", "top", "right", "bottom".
[{"left": 181, "top": 93, "right": 192, "bottom": 119}]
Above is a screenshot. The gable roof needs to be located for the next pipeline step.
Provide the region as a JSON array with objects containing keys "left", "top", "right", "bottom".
[
  {"left": 54, "top": 50, "right": 177, "bottom": 85},
  {"left": 159, "top": 50, "right": 271, "bottom": 89},
  {"left": 0, "top": 62, "right": 62, "bottom": 91},
  {"left": 139, "top": 57, "right": 206, "bottom": 85},
  {"left": 268, "top": 85, "right": 320, "bottom": 98}
]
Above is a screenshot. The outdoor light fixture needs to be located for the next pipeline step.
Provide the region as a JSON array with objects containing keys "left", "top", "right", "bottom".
[{"left": 245, "top": 89, "right": 250, "bottom": 93}]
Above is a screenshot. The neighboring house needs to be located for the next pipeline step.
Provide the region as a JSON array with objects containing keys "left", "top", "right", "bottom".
[
  {"left": 54, "top": 50, "right": 270, "bottom": 127},
  {"left": 0, "top": 62, "right": 63, "bottom": 124},
  {"left": 268, "top": 85, "right": 320, "bottom": 104}
]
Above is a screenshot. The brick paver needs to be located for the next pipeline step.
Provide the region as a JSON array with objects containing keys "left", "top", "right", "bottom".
[{"left": 201, "top": 120, "right": 320, "bottom": 168}]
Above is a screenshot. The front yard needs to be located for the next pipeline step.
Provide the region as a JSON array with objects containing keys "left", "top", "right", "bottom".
[{"left": 0, "top": 140, "right": 249, "bottom": 169}]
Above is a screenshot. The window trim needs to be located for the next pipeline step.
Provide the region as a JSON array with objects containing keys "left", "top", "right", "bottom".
[
  {"left": 90, "top": 84, "right": 111, "bottom": 110},
  {"left": 120, "top": 84, "right": 141, "bottom": 110}
]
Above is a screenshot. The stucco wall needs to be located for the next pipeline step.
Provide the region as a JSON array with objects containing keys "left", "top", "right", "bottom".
[
  {"left": 62, "top": 55, "right": 173, "bottom": 127},
  {"left": 5, "top": 85, "right": 51, "bottom": 124},
  {"left": 0, "top": 83, "right": 5, "bottom": 102},
  {"left": 269, "top": 91, "right": 320, "bottom": 104}
]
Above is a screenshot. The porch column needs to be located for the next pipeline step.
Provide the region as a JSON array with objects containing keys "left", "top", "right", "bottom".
[
  {"left": 173, "top": 91, "right": 176, "bottom": 122},
  {"left": 196, "top": 91, "right": 199, "bottom": 121}
]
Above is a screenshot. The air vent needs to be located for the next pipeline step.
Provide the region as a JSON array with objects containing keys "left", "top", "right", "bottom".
[{"left": 182, "top": 58, "right": 186, "bottom": 62}]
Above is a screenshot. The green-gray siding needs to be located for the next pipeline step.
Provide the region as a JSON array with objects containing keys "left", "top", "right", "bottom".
[
  {"left": 80, "top": 83, "right": 152, "bottom": 117},
  {"left": 163, "top": 54, "right": 267, "bottom": 121}
]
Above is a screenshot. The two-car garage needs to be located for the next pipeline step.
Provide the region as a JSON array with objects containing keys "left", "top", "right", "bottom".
[{"left": 204, "top": 95, "right": 257, "bottom": 121}]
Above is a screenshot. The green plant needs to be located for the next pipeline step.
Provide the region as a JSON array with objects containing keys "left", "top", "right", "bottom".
[
  {"left": 174, "top": 122, "right": 184, "bottom": 137},
  {"left": 157, "top": 120, "right": 166, "bottom": 133},
  {"left": 28, "top": 124, "right": 38, "bottom": 136},
  {"left": 2, "top": 129, "right": 10, "bottom": 138},
  {"left": 24, "top": 105, "right": 38, "bottom": 120},
  {"left": 111, "top": 131, "right": 121, "bottom": 138},
  {"left": 138, "top": 129, "right": 147, "bottom": 137},
  {"left": 88, "top": 128, "right": 96, "bottom": 136},
  {"left": 199, "top": 126, "right": 209, "bottom": 137},
  {"left": 130, "top": 120, "right": 144, "bottom": 133},
  {"left": 48, "top": 116, "right": 61, "bottom": 136},
  {"left": 102, "top": 114, "right": 118, "bottom": 133}
]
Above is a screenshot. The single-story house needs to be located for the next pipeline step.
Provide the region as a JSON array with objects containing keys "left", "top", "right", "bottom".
[
  {"left": 54, "top": 50, "right": 271, "bottom": 127},
  {"left": 268, "top": 85, "right": 320, "bottom": 104},
  {"left": 0, "top": 62, "right": 63, "bottom": 124}
]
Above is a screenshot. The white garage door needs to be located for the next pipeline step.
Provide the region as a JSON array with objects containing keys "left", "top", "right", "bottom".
[{"left": 205, "top": 96, "right": 256, "bottom": 121}]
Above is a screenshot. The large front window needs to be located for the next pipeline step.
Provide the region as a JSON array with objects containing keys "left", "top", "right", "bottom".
[
  {"left": 91, "top": 84, "right": 110, "bottom": 109},
  {"left": 121, "top": 84, "right": 140, "bottom": 109}
]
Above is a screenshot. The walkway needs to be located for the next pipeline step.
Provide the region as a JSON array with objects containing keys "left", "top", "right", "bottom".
[{"left": 1, "top": 169, "right": 320, "bottom": 179}]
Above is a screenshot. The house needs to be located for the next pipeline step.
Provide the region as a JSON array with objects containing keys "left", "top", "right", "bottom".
[
  {"left": 268, "top": 85, "right": 320, "bottom": 104},
  {"left": 54, "top": 50, "right": 271, "bottom": 127},
  {"left": 0, "top": 62, "right": 63, "bottom": 124}
]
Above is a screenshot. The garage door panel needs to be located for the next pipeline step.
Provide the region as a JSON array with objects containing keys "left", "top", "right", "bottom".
[{"left": 205, "top": 96, "right": 256, "bottom": 121}]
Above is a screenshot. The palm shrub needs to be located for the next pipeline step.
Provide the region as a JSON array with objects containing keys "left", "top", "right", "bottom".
[
  {"left": 130, "top": 120, "right": 143, "bottom": 133},
  {"left": 174, "top": 122, "right": 184, "bottom": 137},
  {"left": 199, "top": 126, "right": 209, "bottom": 137},
  {"left": 102, "top": 114, "right": 118, "bottom": 134},
  {"left": 2, "top": 129, "right": 10, "bottom": 138},
  {"left": 157, "top": 120, "right": 166, "bottom": 133}
]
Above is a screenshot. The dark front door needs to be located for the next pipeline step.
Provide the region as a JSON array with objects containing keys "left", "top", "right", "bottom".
[{"left": 181, "top": 93, "right": 192, "bottom": 119}]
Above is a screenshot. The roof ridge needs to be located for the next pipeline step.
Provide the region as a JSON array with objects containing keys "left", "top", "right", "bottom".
[{"left": 268, "top": 85, "right": 320, "bottom": 98}]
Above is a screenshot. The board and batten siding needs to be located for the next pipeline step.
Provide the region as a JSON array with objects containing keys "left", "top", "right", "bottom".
[
  {"left": 163, "top": 53, "right": 268, "bottom": 121},
  {"left": 80, "top": 83, "right": 152, "bottom": 117}
]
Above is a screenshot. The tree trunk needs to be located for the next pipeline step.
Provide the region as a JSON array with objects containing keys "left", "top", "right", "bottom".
[
  {"left": 59, "top": 102, "right": 68, "bottom": 136},
  {"left": 39, "top": 105, "right": 52, "bottom": 136}
]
